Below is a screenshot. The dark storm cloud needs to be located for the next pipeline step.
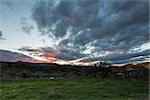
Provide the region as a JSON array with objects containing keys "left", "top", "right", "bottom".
[
  {"left": 103, "top": 50, "right": 149, "bottom": 61},
  {"left": 18, "top": 46, "right": 86, "bottom": 60},
  {"left": 19, "top": 46, "right": 56, "bottom": 54},
  {"left": 57, "top": 47, "right": 86, "bottom": 60},
  {"left": 81, "top": 50, "right": 149, "bottom": 63},
  {"left": 31, "top": 0, "right": 149, "bottom": 62},
  {"left": 18, "top": 46, "right": 41, "bottom": 52},
  {"left": 111, "top": 55, "right": 149, "bottom": 64}
]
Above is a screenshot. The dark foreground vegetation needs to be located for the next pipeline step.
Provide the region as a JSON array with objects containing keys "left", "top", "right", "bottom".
[
  {"left": 0, "top": 61, "right": 149, "bottom": 80},
  {"left": 0, "top": 62, "right": 149, "bottom": 100},
  {"left": 0, "top": 78, "right": 149, "bottom": 100}
]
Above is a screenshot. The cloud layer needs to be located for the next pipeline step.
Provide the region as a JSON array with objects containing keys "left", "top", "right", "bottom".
[
  {"left": 30, "top": 0, "right": 149, "bottom": 63},
  {"left": 1, "top": 0, "right": 149, "bottom": 64},
  {"left": 0, "top": 50, "right": 33, "bottom": 62}
]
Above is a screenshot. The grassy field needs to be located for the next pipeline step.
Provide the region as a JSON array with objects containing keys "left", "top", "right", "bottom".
[{"left": 0, "top": 78, "right": 149, "bottom": 100}]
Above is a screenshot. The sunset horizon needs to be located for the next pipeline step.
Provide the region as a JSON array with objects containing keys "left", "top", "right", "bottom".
[
  {"left": 0, "top": 0, "right": 149, "bottom": 99},
  {"left": 0, "top": 0, "right": 149, "bottom": 65}
]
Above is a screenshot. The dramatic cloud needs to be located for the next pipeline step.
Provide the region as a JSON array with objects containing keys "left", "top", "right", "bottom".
[
  {"left": 85, "top": 49, "right": 149, "bottom": 62},
  {"left": 14, "top": 0, "right": 149, "bottom": 64},
  {"left": 18, "top": 46, "right": 86, "bottom": 61}
]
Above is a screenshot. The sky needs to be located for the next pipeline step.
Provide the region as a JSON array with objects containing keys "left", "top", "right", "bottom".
[{"left": 0, "top": 0, "right": 149, "bottom": 65}]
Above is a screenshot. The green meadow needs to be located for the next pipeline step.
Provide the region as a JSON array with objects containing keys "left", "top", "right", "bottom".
[{"left": 0, "top": 78, "right": 149, "bottom": 100}]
